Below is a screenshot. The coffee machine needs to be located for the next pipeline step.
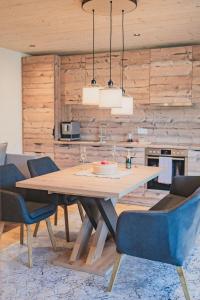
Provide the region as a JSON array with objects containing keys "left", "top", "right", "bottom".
[{"left": 60, "top": 121, "right": 80, "bottom": 141}]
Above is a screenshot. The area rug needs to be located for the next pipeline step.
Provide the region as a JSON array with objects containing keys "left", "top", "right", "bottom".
[{"left": 0, "top": 216, "right": 200, "bottom": 300}]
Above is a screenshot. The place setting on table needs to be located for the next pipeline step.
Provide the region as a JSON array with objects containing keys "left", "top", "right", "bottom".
[
  {"left": 77, "top": 145, "right": 137, "bottom": 178},
  {"left": 16, "top": 146, "right": 161, "bottom": 276}
]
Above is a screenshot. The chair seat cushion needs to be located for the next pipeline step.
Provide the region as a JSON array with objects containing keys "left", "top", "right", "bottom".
[
  {"left": 25, "top": 201, "right": 56, "bottom": 223},
  {"left": 150, "top": 193, "right": 186, "bottom": 211}
]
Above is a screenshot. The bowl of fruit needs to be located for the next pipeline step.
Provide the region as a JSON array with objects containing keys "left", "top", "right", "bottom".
[{"left": 92, "top": 161, "right": 118, "bottom": 175}]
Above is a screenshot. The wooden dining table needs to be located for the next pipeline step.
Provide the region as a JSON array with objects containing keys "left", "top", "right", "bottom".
[{"left": 16, "top": 164, "right": 160, "bottom": 275}]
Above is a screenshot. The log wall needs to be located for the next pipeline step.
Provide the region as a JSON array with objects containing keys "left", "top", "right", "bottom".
[
  {"left": 60, "top": 45, "right": 200, "bottom": 145},
  {"left": 22, "top": 45, "right": 200, "bottom": 206},
  {"left": 22, "top": 55, "right": 60, "bottom": 156}
]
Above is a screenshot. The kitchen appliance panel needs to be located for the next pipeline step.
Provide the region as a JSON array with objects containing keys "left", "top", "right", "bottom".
[
  {"left": 145, "top": 148, "right": 188, "bottom": 191},
  {"left": 60, "top": 121, "right": 80, "bottom": 141}
]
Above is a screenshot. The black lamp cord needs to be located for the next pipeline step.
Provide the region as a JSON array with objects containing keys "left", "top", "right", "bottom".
[
  {"left": 108, "top": 1, "right": 113, "bottom": 87},
  {"left": 91, "top": 9, "right": 96, "bottom": 85},
  {"left": 122, "top": 9, "right": 125, "bottom": 95}
]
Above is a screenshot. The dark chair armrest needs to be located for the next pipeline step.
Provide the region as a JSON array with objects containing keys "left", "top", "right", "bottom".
[
  {"left": 170, "top": 176, "right": 200, "bottom": 197},
  {"left": 0, "top": 189, "right": 28, "bottom": 223},
  {"left": 116, "top": 210, "right": 170, "bottom": 263},
  {"left": 24, "top": 189, "right": 59, "bottom": 205}
]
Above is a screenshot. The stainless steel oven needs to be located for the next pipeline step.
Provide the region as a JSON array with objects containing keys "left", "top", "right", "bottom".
[{"left": 145, "top": 148, "right": 188, "bottom": 191}]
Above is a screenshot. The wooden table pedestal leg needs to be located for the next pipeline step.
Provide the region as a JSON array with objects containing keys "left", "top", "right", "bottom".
[
  {"left": 86, "top": 197, "right": 117, "bottom": 265},
  {"left": 69, "top": 216, "right": 93, "bottom": 262},
  {"left": 86, "top": 218, "right": 109, "bottom": 265}
]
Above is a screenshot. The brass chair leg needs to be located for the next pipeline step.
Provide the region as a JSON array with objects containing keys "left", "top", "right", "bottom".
[
  {"left": 107, "top": 253, "right": 122, "bottom": 292},
  {"left": 20, "top": 224, "right": 24, "bottom": 245},
  {"left": 63, "top": 206, "right": 70, "bottom": 242},
  {"left": 26, "top": 225, "right": 32, "bottom": 268},
  {"left": 45, "top": 218, "right": 56, "bottom": 251},
  {"left": 0, "top": 221, "right": 5, "bottom": 238},
  {"left": 33, "top": 222, "right": 40, "bottom": 237},
  {"left": 54, "top": 208, "right": 58, "bottom": 226},
  {"left": 176, "top": 267, "right": 191, "bottom": 300},
  {"left": 77, "top": 202, "right": 84, "bottom": 222}
]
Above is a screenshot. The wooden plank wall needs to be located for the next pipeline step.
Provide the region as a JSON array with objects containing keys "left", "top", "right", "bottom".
[
  {"left": 60, "top": 46, "right": 200, "bottom": 146},
  {"left": 22, "top": 46, "right": 200, "bottom": 206},
  {"left": 150, "top": 47, "right": 192, "bottom": 105},
  {"left": 22, "top": 55, "right": 60, "bottom": 156},
  {"left": 22, "top": 45, "right": 200, "bottom": 158}
]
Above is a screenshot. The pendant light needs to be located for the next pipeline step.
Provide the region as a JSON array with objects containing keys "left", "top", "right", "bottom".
[
  {"left": 82, "top": 9, "right": 101, "bottom": 105},
  {"left": 99, "top": 1, "right": 122, "bottom": 108},
  {"left": 112, "top": 9, "right": 133, "bottom": 115}
]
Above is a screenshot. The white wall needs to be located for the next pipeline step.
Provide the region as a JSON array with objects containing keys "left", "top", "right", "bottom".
[{"left": 0, "top": 48, "right": 26, "bottom": 153}]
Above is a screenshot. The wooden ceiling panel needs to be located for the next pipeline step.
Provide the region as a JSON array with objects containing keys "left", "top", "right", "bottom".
[{"left": 0, "top": 0, "right": 199, "bottom": 54}]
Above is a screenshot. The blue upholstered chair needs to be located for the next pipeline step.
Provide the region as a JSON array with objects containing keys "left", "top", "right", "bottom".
[
  {"left": 0, "top": 164, "right": 57, "bottom": 267},
  {"left": 108, "top": 176, "right": 200, "bottom": 300},
  {"left": 27, "top": 156, "right": 84, "bottom": 241}
]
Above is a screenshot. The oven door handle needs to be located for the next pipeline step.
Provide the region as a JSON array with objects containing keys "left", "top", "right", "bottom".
[{"left": 147, "top": 156, "right": 185, "bottom": 161}]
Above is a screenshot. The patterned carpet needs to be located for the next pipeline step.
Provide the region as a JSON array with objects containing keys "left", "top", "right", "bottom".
[{"left": 0, "top": 212, "right": 200, "bottom": 300}]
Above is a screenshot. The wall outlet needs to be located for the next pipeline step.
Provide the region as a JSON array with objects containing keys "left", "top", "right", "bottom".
[{"left": 138, "top": 127, "right": 148, "bottom": 135}]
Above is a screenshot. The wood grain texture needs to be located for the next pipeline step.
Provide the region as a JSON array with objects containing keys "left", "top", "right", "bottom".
[
  {"left": 0, "top": 0, "right": 199, "bottom": 55},
  {"left": 150, "top": 46, "right": 192, "bottom": 105},
  {"left": 22, "top": 45, "right": 200, "bottom": 174},
  {"left": 16, "top": 164, "right": 160, "bottom": 200},
  {"left": 22, "top": 55, "right": 59, "bottom": 156}
]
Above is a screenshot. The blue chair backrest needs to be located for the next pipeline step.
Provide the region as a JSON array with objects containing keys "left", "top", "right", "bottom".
[
  {"left": 27, "top": 156, "right": 59, "bottom": 177},
  {"left": 168, "top": 187, "right": 200, "bottom": 265},
  {"left": 116, "top": 187, "right": 200, "bottom": 267},
  {"left": 0, "top": 164, "right": 25, "bottom": 191}
]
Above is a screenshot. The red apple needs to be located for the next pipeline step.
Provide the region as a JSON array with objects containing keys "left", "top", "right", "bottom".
[{"left": 101, "top": 160, "right": 109, "bottom": 165}]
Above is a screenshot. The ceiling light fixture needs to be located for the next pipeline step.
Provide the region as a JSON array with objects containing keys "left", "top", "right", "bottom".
[
  {"left": 82, "top": 0, "right": 137, "bottom": 16},
  {"left": 112, "top": 9, "right": 133, "bottom": 115},
  {"left": 81, "top": 0, "right": 137, "bottom": 108},
  {"left": 82, "top": 9, "right": 101, "bottom": 105}
]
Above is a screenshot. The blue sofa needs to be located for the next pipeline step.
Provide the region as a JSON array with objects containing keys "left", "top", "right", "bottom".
[{"left": 6, "top": 153, "right": 38, "bottom": 178}]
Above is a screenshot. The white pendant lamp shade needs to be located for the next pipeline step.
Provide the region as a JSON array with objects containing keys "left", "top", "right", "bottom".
[
  {"left": 99, "top": 87, "right": 122, "bottom": 108},
  {"left": 82, "top": 85, "right": 100, "bottom": 105},
  {"left": 111, "top": 94, "right": 133, "bottom": 115}
]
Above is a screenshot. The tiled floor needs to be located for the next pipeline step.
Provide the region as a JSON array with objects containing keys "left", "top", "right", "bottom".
[{"left": 0, "top": 204, "right": 200, "bottom": 300}]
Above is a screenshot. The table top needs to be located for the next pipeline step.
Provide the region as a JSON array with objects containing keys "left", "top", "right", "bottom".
[{"left": 16, "top": 164, "right": 160, "bottom": 200}]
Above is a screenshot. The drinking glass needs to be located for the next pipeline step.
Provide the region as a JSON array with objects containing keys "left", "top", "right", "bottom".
[
  {"left": 112, "top": 144, "right": 117, "bottom": 162},
  {"left": 80, "top": 146, "right": 87, "bottom": 165}
]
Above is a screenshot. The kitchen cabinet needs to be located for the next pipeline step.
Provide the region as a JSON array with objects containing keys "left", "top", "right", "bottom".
[
  {"left": 61, "top": 55, "right": 86, "bottom": 104},
  {"left": 124, "top": 49, "right": 150, "bottom": 105},
  {"left": 54, "top": 143, "right": 145, "bottom": 168},
  {"left": 22, "top": 55, "right": 60, "bottom": 157},
  {"left": 150, "top": 46, "right": 193, "bottom": 106},
  {"left": 85, "top": 50, "right": 150, "bottom": 106}
]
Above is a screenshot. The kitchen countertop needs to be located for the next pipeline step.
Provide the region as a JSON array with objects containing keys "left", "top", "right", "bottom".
[{"left": 54, "top": 140, "right": 200, "bottom": 151}]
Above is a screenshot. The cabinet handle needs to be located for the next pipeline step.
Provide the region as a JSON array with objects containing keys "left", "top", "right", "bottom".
[{"left": 58, "top": 145, "right": 70, "bottom": 148}]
